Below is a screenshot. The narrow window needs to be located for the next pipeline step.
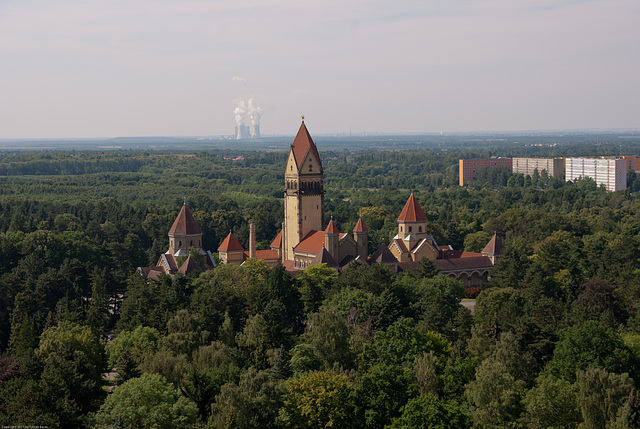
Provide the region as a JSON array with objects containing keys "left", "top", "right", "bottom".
[
  {"left": 409, "top": 226, "right": 412, "bottom": 232},
  {"left": 419, "top": 226, "right": 422, "bottom": 232}
]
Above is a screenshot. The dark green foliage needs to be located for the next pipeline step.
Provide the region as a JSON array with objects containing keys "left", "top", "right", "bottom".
[
  {"left": 545, "top": 320, "right": 637, "bottom": 382},
  {"left": 352, "top": 363, "right": 418, "bottom": 428},
  {"left": 387, "top": 393, "right": 472, "bottom": 429},
  {"left": 3, "top": 146, "right": 640, "bottom": 427}
]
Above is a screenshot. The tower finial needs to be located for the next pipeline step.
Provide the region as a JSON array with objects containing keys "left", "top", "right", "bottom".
[
  {"left": 183, "top": 197, "right": 186, "bottom": 206},
  {"left": 301, "top": 115, "right": 305, "bottom": 124}
]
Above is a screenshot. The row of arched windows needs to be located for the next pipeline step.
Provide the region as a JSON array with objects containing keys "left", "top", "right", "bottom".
[{"left": 286, "top": 180, "right": 322, "bottom": 190}]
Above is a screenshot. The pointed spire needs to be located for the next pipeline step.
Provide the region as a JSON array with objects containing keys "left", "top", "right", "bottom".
[
  {"left": 291, "top": 121, "right": 321, "bottom": 171},
  {"left": 169, "top": 205, "right": 202, "bottom": 235},
  {"left": 482, "top": 233, "right": 505, "bottom": 255},
  {"left": 397, "top": 194, "right": 427, "bottom": 222},
  {"left": 310, "top": 246, "right": 339, "bottom": 268},
  {"left": 218, "top": 232, "right": 244, "bottom": 252},
  {"left": 325, "top": 218, "right": 339, "bottom": 234},
  {"left": 354, "top": 218, "right": 368, "bottom": 232}
]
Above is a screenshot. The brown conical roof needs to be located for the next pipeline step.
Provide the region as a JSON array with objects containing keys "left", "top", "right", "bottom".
[
  {"left": 370, "top": 243, "right": 398, "bottom": 264},
  {"left": 310, "top": 246, "right": 339, "bottom": 268},
  {"left": 397, "top": 194, "right": 427, "bottom": 222},
  {"left": 353, "top": 218, "right": 368, "bottom": 232},
  {"left": 325, "top": 219, "right": 339, "bottom": 234},
  {"left": 291, "top": 121, "right": 322, "bottom": 171},
  {"left": 169, "top": 205, "right": 202, "bottom": 235},
  {"left": 482, "top": 234, "right": 505, "bottom": 255},
  {"left": 218, "top": 232, "right": 244, "bottom": 252},
  {"left": 178, "top": 256, "right": 202, "bottom": 274}
]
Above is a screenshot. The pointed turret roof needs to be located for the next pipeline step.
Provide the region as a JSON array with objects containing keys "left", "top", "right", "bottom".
[
  {"left": 270, "top": 230, "right": 282, "bottom": 248},
  {"left": 397, "top": 194, "right": 427, "bottom": 222},
  {"left": 218, "top": 232, "right": 244, "bottom": 252},
  {"left": 169, "top": 205, "right": 202, "bottom": 235},
  {"left": 291, "top": 121, "right": 322, "bottom": 171},
  {"left": 325, "top": 219, "right": 339, "bottom": 234},
  {"left": 482, "top": 234, "right": 505, "bottom": 255},
  {"left": 178, "top": 256, "right": 202, "bottom": 274},
  {"left": 353, "top": 218, "right": 368, "bottom": 232},
  {"left": 310, "top": 246, "right": 339, "bottom": 268},
  {"left": 370, "top": 243, "right": 398, "bottom": 264}
]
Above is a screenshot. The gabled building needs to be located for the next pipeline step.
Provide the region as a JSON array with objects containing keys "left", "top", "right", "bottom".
[
  {"left": 139, "top": 204, "right": 216, "bottom": 279},
  {"left": 214, "top": 119, "right": 500, "bottom": 288},
  {"left": 218, "top": 223, "right": 280, "bottom": 267},
  {"left": 385, "top": 194, "right": 501, "bottom": 287}
]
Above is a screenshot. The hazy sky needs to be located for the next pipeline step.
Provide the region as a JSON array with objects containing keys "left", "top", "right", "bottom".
[{"left": 1, "top": 0, "right": 639, "bottom": 138}]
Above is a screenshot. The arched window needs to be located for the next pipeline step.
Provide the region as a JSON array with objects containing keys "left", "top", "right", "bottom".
[
  {"left": 400, "top": 226, "right": 403, "bottom": 232},
  {"left": 419, "top": 226, "right": 422, "bottom": 232},
  {"left": 409, "top": 226, "right": 412, "bottom": 232},
  {"left": 179, "top": 241, "right": 182, "bottom": 247}
]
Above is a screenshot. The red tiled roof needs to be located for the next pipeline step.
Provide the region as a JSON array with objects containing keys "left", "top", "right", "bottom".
[
  {"left": 157, "top": 253, "right": 178, "bottom": 271},
  {"left": 179, "top": 256, "right": 202, "bottom": 274},
  {"left": 353, "top": 218, "right": 368, "bottom": 232},
  {"left": 392, "top": 238, "right": 408, "bottom": 253},
  {"left": 291, "top": 122, "right": 322, "bottom": 171},
  {"left": 169, "top": 205, "right": 202, "bottom": 235},
  {"left": 397, "top": 194, "right": 427, "bottom": 222},
  {"left": 482, "top": 234, "right": 505, "bottom": 255},
  {"left": 325, "top": 219, "right": 339, "bottom": 234},
  {"left": 434, "top": 256, "right": 493, "bottom": 271},
  {"left": 295, "top": 230, "right": 348, "bottom": 254},
  {"left": 294, "top": 230, "right": 324, "bottom": 253},
  {"left": 219, "top": 232, "right": 244, "bottom": 252},
  {"left": 141, "top": 266, "right": 165, "bottom": 278},
  {"left": 270, "top": 230, "right": 282, "bottom": 248},
  {"left": 283, "top": 259, "right": 297, "bottom": 272}
]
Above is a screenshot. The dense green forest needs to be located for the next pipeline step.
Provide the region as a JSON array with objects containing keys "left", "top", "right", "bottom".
[{"left": 2, "top": 144, "right": 640, "bottom": 428}]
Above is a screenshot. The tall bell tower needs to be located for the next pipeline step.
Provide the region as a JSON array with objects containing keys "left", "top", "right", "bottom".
[{"left": 283, "top": 118, "right": 324, "bottom": 261}]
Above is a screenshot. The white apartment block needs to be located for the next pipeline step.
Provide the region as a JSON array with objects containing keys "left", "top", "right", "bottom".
[
  {"left": 512, "top": 157, "right": 565, "bottom": 180},
  {"left": 565, "top": 157, "right": 627, "bottom": 192}
]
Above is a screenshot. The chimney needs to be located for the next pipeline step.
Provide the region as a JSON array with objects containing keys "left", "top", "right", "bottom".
[{"left": 249, "top": 223, "right": 256, "bottom": 259}]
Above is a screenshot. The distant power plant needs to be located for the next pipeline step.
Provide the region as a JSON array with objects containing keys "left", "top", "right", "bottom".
[{"left": 234, "top": 98, "right": 262, "bottom": 139}]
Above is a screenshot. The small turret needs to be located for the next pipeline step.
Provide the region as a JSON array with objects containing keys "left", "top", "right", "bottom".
[
  {"left": 324, "top": 218, "right": 339, "bottom": 263},
  {"left": 353, "top": 218, "right": 369, "bottom": 260}
]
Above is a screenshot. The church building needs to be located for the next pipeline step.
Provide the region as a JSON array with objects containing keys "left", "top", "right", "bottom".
[
  {"left": 218, "top": 119, "right": 368, "bottom": 269},
  {"left": 139, "top": 204, "right": 216, "bottom": 279},
  {"left": 216, "top": 119, "right": 502, "bottom": 288}
]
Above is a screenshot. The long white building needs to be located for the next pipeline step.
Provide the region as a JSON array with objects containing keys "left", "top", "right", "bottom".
[
  {"left": 565, "top": 157, "right": 627, "bottom": 192},
  {"left": 512, "top": 157, "right": 565, "bottom": 180}
]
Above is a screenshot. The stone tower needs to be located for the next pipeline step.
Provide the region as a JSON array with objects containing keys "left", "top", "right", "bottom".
[
  {"left": 397, "top": 194, "right": 428, "bottom": 251},
  {"left": 283, "top": 119, "right": 324, "bottom": 261},
  {"left": 353, "top": 218, "right": 369, "bottom": 260},
  {"left": 167, "top": 204, "right": 203, "bottom": 255}
]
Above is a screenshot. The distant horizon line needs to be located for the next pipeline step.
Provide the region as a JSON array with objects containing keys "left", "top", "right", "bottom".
[{"left": 2, "top": 127, "right": 640, "bottom": 142}]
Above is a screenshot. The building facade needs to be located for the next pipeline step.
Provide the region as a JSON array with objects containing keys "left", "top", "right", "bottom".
[
  {"left": 565, "top": 157, "right": 627, "bottom": 192},
  {"left": 139, "top": 204, "right": 216, "bottom": 279},
  {"left": 511, "top": 157, "right": 565, "bottom": 180},
  {"left": 459, "top": 158, "right": 513, "bottom": 186}
]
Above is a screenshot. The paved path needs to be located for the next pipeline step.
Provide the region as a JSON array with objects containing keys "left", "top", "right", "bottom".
[{"left": 460, "top": 300, "right": 476, "bottom": 315}]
